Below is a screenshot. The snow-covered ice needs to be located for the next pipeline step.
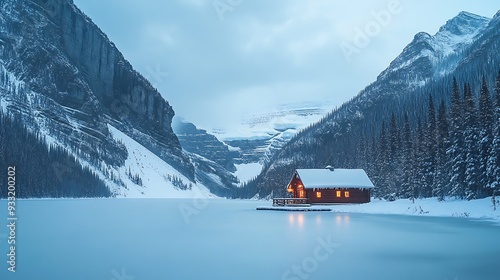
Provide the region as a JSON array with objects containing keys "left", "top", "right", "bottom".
[{"left": 0, "top": 198, "right": 499, "bottom": 280}]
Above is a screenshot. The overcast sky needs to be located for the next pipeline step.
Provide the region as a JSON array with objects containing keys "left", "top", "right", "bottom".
[{"left": 73, "top": 0, "right": 499, "bottom": 131}]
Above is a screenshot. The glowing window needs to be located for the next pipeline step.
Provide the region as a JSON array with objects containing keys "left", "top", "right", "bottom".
[
  {"left": 345, "top": 191, "right": 350, "bottom": 198},
  {"left": 336, "top": 190, "right": 341, "bottom": 198},
  {"left": 316, "top": 191, "right": 322, "bottom": 198}
]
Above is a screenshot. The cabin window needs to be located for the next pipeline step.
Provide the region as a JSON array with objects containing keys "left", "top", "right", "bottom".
[
  {"left": 345, "top": 191, "right": 350, "bottom": 198},
  {"left": 287, "top": 185, "right": 293, "bottom": 193},
  {"left": 336, "top": 190, "right": 341, "bottom": 198},
  {"left": 316, "top": 191, "right": 322, "bottom": 198}
]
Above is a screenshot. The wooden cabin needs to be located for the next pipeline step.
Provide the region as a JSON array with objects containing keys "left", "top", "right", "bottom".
[{"left": 286, "top": 167, "right": 375, "bottom": 204}]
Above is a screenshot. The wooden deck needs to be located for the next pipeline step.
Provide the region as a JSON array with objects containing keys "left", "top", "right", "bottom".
[
  {"left": 256, "top": 198, "right": 331, "bottom": 211},
  {"left": 256, "top": 207, "right": 331, "bottom": 212},
  {"left": 272, "top": 198, "right": 309, "bottom": 207}
]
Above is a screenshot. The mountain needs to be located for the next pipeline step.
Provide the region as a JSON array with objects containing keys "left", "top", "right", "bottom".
[
  {"left": 172, "top": 117, "right": 239, "bottom": 196},
  {"left": 217, "top": 102, "right": 332, "bottom": 160},
  {"left": 207, "top": 102, "right": 332, "bottom": 183},
  {"left": 171, "top": 102, "right": 331, "bottom": 187},
  {"left": 173, "top": 117, "right": 238, "bottom": 172},
  {"left": 0, "top": 0, "right": 235, "bottom": 197},
  {"left": 379, "top": 11, "right": 490, "bottom": 85},
  {"left": 241, "top": 11, "right": 500, "bottom": 199}
]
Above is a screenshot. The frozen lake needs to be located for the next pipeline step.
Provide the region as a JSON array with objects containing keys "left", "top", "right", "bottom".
[{"left": 1, "top": 199, "right": 499, "bottom": 280}]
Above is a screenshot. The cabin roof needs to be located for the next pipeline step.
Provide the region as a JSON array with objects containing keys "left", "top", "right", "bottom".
[{"left": 295, "top": 168, "right": 375, "bottom": 189}]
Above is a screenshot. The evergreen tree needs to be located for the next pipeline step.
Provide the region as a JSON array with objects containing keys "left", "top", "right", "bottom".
[
  {"left": 415, "top": 118, "right": 426, "bottom": 199},
  {"left": 434, "top": 100, "right": 449, "bottom": 201},
  {"left": 389, "top": 113, "right": 400, "bottom": 162},
  {"left": 388, "top": 113, "right": 401, "bottom": 197},
  {"left": 463, "top": 83, "right": 480, "bottom": 200},
  {"left": 400, "top": 112, "right": 414, "bottom": 199},
  {"left": 448, "top": 78, "right": 466, "bottom": 198},
  {"left": 421, "top": 95, "right": 436, "bottom": 198},
  {"left": 487, "top": 70, "right": 500, "bottom": 200},
  {"left": 0, "top": 112, "right": 111, "bottom": 198},
  {"left": 477, "top": 77, "right": 494, "bottom": 197},
  {"left": 376, "top": 122, "right": 389, "bottom": 198}
]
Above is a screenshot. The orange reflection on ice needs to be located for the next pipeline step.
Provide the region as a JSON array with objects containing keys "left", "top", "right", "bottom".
[
  {"left": 288, "top": 213, "right": 305, "bottom": 228},
  {"left": 335, "top": 214, "right": 351, "bottom": 226}
]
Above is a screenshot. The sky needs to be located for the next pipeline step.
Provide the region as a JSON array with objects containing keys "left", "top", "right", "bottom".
[{"left": 73, "top": 0, "right": 499, "bottom": 131}]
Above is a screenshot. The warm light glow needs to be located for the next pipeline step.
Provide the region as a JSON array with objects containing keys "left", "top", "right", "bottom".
[
  {"left": 344, "top": 215, "right": 350, "bottom": 223},
  {"left": 297, "top": 184, "right": 303, "bottom": 189},
  {"left": 288, "top": 213, "right": 304, "bottom": 228},
  {"left": 335, "top": 214, "right": 351, "bottom": 226},
  {"left": 287, "top": 185, "right": 293, "bottom": 193},
  {"left": 345, "top": 191, "right": 350, "bottom": 198},
  {"left": 297, "top": 214, "right": 304, "bottom": 226},
  {"left": 336, "top": 190, "right": 341, "bottom": 198},
  {"left": 316, "top": 191, "right": 322, "bottom": 198},
  {"left": 299, "top": 190, "right": 305, "bottom": 198}
]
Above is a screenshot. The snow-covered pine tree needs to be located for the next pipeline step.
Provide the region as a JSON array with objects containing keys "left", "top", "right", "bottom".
[
  {"left": 463, "top": 83, "right": 480, "bottom": 200},
  {"left": 477, "top": 77, "right": 494, "bottom": 198},
  {"left": 421, "top": 95, "right": 437, "bottom": 198},
  {"left": 376, "top": 122, "right": 390, "bottom": 199},
  {"left": 388, "top": 113, "right": 402, "bottom": 198},
  {"left": 415, "top": 118, "right": 426, "bottom": 199},
  {"left": 487, "top": 70, "right": 500, "bottom": 201},
  {"left": 400, "top": 112, "right": 414, "bottom": 199},
  {"left": 434, "top": 100, "right": 450, "bottom": 201},
  {"left": 448, "top": 78, "right": 466, "bottom": 199}
]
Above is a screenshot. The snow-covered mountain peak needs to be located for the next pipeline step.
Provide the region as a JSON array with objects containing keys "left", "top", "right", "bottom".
[
  {"left": 413, "top": 32, "right": 432, "bottom": 42},
  {"left": 438, "top": 11, "right": 490, "bottom": 36},
  {"left": 432, "top": 11, "right": 490, "bottom": 56},
  {"left": 378, "top": 11, "right": 491, "bottom": 84}
]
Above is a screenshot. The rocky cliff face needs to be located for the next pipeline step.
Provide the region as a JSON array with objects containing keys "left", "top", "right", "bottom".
[
  {"left": 0, "top": 0, "right": 194, "bottom": 188},
  {"left": 173, "top": 118, "right": 238, "bottom": 172}
]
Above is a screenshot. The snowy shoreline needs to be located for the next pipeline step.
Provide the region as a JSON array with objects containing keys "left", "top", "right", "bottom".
[
  {"left": 262, "top": 197, "right": 500, "bottom": 223},
  {"left": 3, "top": 196, "right": 500, "bottom": 223}
]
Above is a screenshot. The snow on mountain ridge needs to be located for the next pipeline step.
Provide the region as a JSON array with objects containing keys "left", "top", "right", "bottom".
[
  {"left": 432, "top": 11, "right": 490, "bottom": 57},
  {"left": 438, "top": 11, "right": 490, "bottom": 35},
  {"left": 107, "top": 124, "right": 213, "bottom": 198},
  {"left": 378, "top": 11, "right": 490, "bottom": 85},
  {"left": 213, "top": 102, "right": 333, "bottom": 141},
  {"left": 206, "top": 101, "right": 332, "bottom": 184}
]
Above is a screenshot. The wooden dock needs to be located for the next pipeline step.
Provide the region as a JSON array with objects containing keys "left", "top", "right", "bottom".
[
  {"left": 256, "top": 207, "right": 331, "bottom": 212},
  {"left": 255, "top": 198, "right": 332, "bottom": 211}
]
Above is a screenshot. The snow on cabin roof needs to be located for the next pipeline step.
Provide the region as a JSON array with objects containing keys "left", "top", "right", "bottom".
[{"left": 295, "top": 168, "right": 375, "bottom": 189}]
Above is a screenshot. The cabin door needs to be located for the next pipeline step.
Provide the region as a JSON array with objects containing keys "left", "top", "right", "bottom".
[{"left": 296, "top": 188, "right": 305, "bottom": 198}]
